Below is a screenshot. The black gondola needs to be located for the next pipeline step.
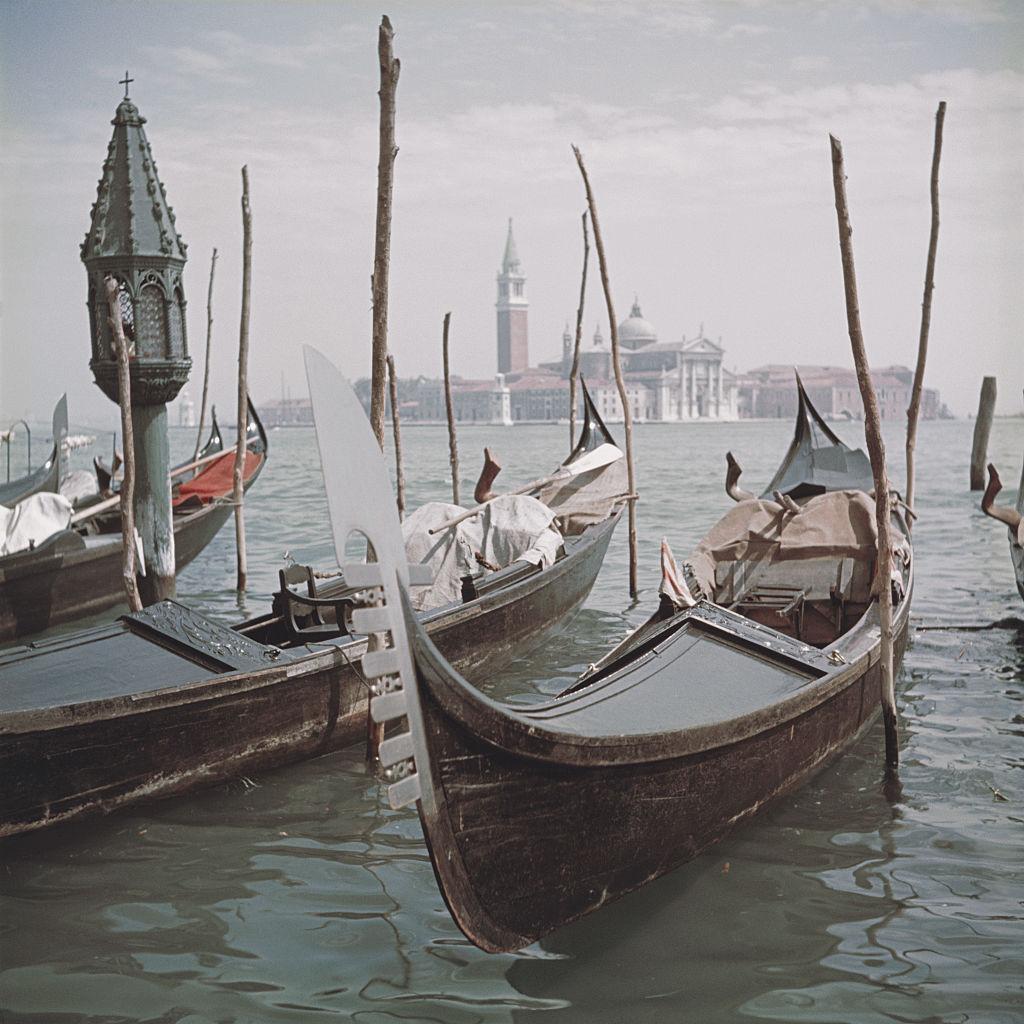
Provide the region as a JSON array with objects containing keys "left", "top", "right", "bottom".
[
  {"left": 0, "top": 396, "right": 67, "bottom": 508},
  {"left": 0, "top": 376, "right": 624, "bottom": 837},
  {"left": 93, "top": 408, "right": 224, "bottom": 493},
  {"left": 307, "top": 356, "right": 914, "bottom": 953},
  {"left": 0, "top": 400, "right": 267, "bottom": 642}
]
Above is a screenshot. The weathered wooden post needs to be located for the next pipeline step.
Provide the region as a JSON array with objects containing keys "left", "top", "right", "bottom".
[
  {"left": 82, "top": 78, "right": 190, "bottom": 606},
  {"left": 569, "top": 211, "right": 589, "bottom": 449},
  {"left": 970, "top": 376, "right": 997, "bottom": 491},
  {"left": 233, "top": 167, "right": 253, "bottom": 592},
  {"left": 573, "top": 145, "right": 639, "bottom": 598},
  {"left": 387, "top": 353, "right": 405, "bottom": 519},
  {"left": 370, "top": 14, "right": 400, "bottom": 449},
  {"left": 442, "top": 311, "right": 460, "bottom": 505},
  {"left": 905, "top": 102, "right": 945, "bottom": 515},
  {"left": 829, "top": 133, "right": 898, "bottom": 775},
  {"left": 193, "top": 247, "right": 218, "bottom": 461},
  {"left": 104, "top": 275, "right": 143, "bottom": 613}
]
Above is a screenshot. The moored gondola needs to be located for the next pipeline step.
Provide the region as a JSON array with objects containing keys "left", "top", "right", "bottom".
[
  {"left": 981, "top": 455, "right": 1024, "bottom": 601},
  {"left": 0, "top": 396, "right": 67, "bottom": 508},
  {"left": 0, "top": 400, "right": 267, "bottom": 642},
  {"left": 94, "top": 408, "right": 224, "bottom": 493},
  {"left": 0, "top": 376, "right": 624, "bottom": 837},
  {"left": 316, "top": 358, "right": 915, "bottom": 953}
]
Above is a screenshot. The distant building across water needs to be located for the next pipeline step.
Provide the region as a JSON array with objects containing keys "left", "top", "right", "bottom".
[{"left": 258, "top": 223, "right": 946, "bottom": 428}]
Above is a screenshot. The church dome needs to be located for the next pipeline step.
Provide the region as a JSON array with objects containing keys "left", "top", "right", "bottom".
[{"left": 618, "top": 298, "right": 657, "bottom": 349}]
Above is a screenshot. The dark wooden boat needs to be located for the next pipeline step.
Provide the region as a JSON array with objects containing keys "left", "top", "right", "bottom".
[
  {"left": 0, "top": 379, "right": 624, "bottom": 837},
  {"left": 0, "top": 401, "right": 267, "bottom": 642},
  {"left": 93, "top": 408, "right": 223, "bottom": 493},
  {"left": 0, "top": 396, "right": 67, "bottom": 507},
  {"left": 343, "top": 369, "right": 915, "bottom": 953},
  {"left": 981, "top": 455, "right": 1024, "bottom": 601}
]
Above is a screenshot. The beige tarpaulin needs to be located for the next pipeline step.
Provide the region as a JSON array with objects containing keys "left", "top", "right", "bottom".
[{"left": 687, "top": 490, "right": 885, "bottom": 599}]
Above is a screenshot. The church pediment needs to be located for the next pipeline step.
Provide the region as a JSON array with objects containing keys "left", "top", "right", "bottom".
[{"left": 683, "top": 337, "right": 723, "bottom": 355}]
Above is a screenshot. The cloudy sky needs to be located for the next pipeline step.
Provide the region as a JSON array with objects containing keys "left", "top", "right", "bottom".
[{"left": 1, "top": 0, "right": 1021, "bottom": 428}]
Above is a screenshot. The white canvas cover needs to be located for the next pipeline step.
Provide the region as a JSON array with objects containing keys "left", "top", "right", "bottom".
[
  {"left": 60, "top": 469, "right": 100, "bottom": 505},
  {"left": 0, "top": 492, "right": 73, "bottom": 556},
  {"left": 536, "top": 454, "right": 628, "bottom": 535},
  {"left": 402, "top": 495, "right": 563, "bottom": 611}
]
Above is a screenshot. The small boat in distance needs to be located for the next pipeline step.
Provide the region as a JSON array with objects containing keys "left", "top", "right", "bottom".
[
  {"left": 305, "top": 352, "right": 914, "bottom": 953},
  {"left": 0, "top": 400, "right": 267, "bottom": 642},
  {"left": 981, "top": 456, "right": 1024, "bottom": 601},
  {"left": 0, "top": 396, "right": 67, "bottom": 508},
  {"left": 0, "top": 380, "right": 624, "bottom": 837}
]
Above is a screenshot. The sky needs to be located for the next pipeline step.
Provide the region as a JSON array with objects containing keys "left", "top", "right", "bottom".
[{"left": 1, "top": 0, "right": 1021, "bottom": 431}]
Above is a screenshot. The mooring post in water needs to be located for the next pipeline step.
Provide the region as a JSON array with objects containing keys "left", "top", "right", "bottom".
[
  {"left": 104, "top": 276, "right": 142, "bottom": 613},
  {"left": 970, "top": 376, "right": 997, "bottom": 491},
  {"left": 573, "top": 145, "right": 639, "bottom": 599},
  {"left": 370, "top": 14, "right": 400, "bottom": 451},
  {"left": 387, "top": 353, "right": 405, "bottom": 520},
  {"left": 233, "top": 166, "right": 253, "bottom": 593},
  {"left": 442, "top": 312, "right": 461, "bottom": 505},
  {"left": 829, "top": 133, "right": 899, "bottom": 776},
  {"left": 905, "top": 101, "right": 946, "bottom": 516},
  {"left": 82, "top": 83, "right": 190, "bottom": 606}
]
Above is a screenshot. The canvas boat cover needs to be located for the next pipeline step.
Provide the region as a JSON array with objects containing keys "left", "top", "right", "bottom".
[
  {"left": 60, "top": 469, "right": 99, "bottom": 506},
  {"left": 403, "top": 495, "right": 563, "bottom": 611},
  {"left": 173, "top": 450, "right": 261, "bottom": 507},
  {"left": 0, "top": 492, "right": 73, "bottom": 556},
  {"left": 688, "top": 489, "right": 905, "bottom": 600},
  {"left": 536, "top": 455, "right": 628, "bottom": 535}
]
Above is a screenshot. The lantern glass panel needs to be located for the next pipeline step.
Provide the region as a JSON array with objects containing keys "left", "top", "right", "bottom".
[{"left": 137, "top": 284, "right": 167, "bottom": 358}]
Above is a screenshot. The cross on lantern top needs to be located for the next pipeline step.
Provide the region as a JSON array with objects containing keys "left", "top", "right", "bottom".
[{"left": 119, "top": 71, "right": 134, "bottom": 99}]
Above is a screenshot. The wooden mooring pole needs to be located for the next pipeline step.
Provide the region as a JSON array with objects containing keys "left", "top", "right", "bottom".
[
  {"left": 442, "top": 311, "right": 460, "bottom": 505},
  {"left": 104, "top": 275, "right": 142, "bottom": 613},
  {"left": 370, "top": 14, "right": 400, "bottom": 450},
  {"left": 233, "top": 166, "right": 252, "bottom": 592},
  {"left": 573, "top": 145, "right": 638, "bottom": 598},
  {"left": 970, "top": 376, "right": 997, "bottom": 491},
  {"left": 905, "top": 101, "right": 946, "bottom": 516},
  {"left": 387, "top": 353, "right": 405, "bottom": 520},
  {"left": 829, "top": 134, "right": 898, "bottom": 776}
]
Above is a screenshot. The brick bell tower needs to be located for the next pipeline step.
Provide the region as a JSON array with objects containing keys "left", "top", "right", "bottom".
[{"left": 496, "top": 218, "right": 528, "bottom": 374}]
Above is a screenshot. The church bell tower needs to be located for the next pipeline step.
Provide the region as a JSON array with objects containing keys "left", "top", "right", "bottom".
[{"left": 496, "top": 219, "right": 528, "bottom": 374}]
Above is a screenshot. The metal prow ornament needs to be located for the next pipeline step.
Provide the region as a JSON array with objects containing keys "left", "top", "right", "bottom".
[
  {"left": 982, "top": 463, "right": 1024, "bottom": 544},
  {"left": 474, "top": 448, "right": 502, "bottom": 504},
  {"left": 725, "top": 452, "right": 755, "bottom": 503}
]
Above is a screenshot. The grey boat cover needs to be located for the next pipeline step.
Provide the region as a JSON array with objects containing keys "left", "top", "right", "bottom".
[{"left": 762, "top": 377, "right": 874, "bottom": 499}]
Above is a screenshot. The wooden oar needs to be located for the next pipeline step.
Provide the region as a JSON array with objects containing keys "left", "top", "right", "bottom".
[
  {"left": 428, "top": 442, "right": 623, "bottom": 535},
  {"left": 69, "top": 442, "right": 239, "bottom": 525}
]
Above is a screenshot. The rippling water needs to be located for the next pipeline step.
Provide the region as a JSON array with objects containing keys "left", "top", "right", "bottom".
[{"left": 2, "top": 416, "right": 1023, "bottom": 1023}]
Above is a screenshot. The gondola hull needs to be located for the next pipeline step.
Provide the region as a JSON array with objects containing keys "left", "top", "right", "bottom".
[
  {"left": 0, "top": 512, "right": 617, "bottom": 836},
  {"left": 408, "top": 594, "right": 911, "bottom": 952},
  {"left": 0, "top": 403, "right": 267, "bottom": 642},
  {"left": 0, "top": 498, "right": 237, "bottom": 641}
]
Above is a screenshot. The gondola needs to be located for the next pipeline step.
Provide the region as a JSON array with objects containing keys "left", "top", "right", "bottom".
[
  {"left": 0, "top": 400, "right": 267, "bottom": 642},
  {"left": 93, "top": 408, "right": 223, "bottom": 493},
  {"left": 0, "top": 395, "right": 67, "bottom": 508},
  {"left": 981, "top": 455, "right": 1024, "bottom": 601},
  {"left": 0, "top": 377, "right": 624, "bottom": 837},
  {"left": 315, "top": 357, "right": 914, "bottom": 953}
]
